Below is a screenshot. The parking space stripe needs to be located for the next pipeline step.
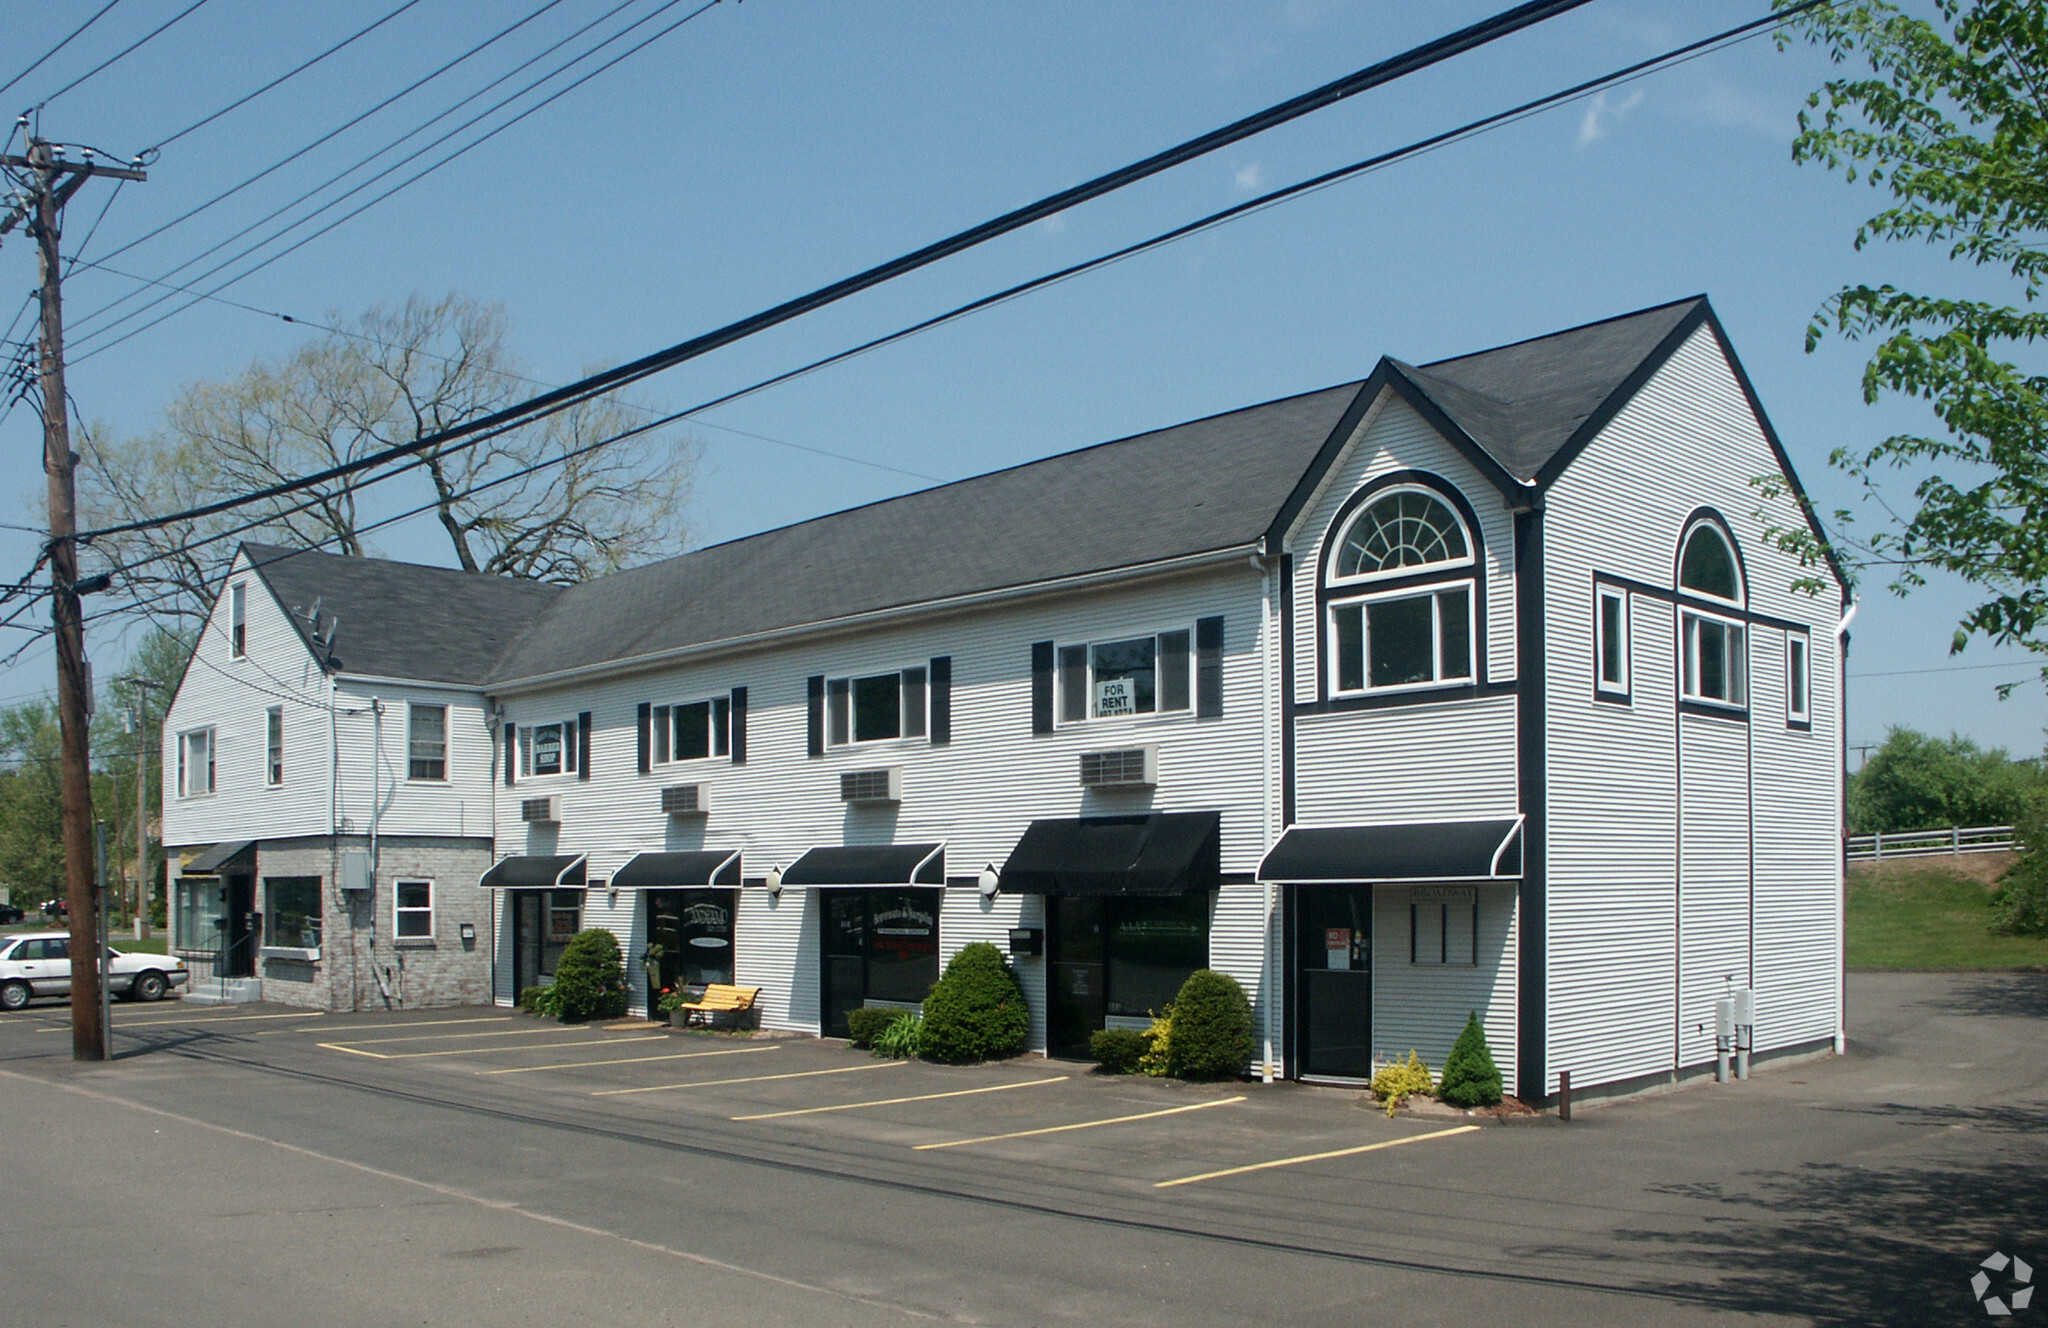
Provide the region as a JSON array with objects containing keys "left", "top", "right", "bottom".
[
  {"left": 733, "top": 1074, "right": 1069, "bottom": 1121},
  {"left": 38, "top": 1010, "right": 327, "bottom": 1030},
  {"left": 257, "top": 1016, "right": 516, "bottom": 1036},
  {"left": 478, "top": 1045, "right": 779, "bottom": 1075},
  {"left": 1153, "top": 1123, "right": 1479, "bottom": 1188},
  {"left": 915, "top": 1094, "right": 1243, "bottom": 1149},
  {"left": 324, "top": 1025, "right": 648, "bottom": 1047},
  {"left": 593, "top": 1061, "right": 901, "bottom": 1096},
  {"left": 319, "top": 1035, "right": 653, "bottom": 1061}
]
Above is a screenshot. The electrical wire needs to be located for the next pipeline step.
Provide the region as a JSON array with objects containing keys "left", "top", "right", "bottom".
[
  {"left": 146, "top": 0, "right": 429, "bottom": 152},
  {"left": 61, "top": 177, "right": 123, "bottom": 275},
  {"left": 0, "top": 0, "right": 125, "bottom": 100},
  {"left": 86, "top": 0, "right": 572, "bottom": 270},
  {"left": 36, "top": 0, "right": 213, "bottom": 108},
  {"left": 70, "top": 0, "right": 724, "bottom": 355},
  {"left": 68, "top": 0, "right": 1602, "bottom": 543}
]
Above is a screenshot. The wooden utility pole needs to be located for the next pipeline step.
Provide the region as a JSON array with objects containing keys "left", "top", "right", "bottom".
[{"left": 0, "top": 135, "right": 145, "bottom": 1060}]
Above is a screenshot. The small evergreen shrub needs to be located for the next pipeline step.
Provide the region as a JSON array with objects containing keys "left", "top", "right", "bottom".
[
  {"left": 1437, "top": 1012, "right": 1504, "bottom": 1108},
  {"left": 872, "top": 1010, "right": 923, "bottom": 1059},
  {"left": 1090, "top": 1027, "right": 1149, "bottom": 1074},
  {"left": 1370, "top": 1050, "right": 1434, "bottom": 1117},
  {"left": 917, "top": 942, "right": 1029, "bottom": 1063},
  {"left": 533, "top": 928, "right": 628, "bottom": 1021},
  {"left": 1162, "top": 970, "right": 1254, "bottom": 1080},
  {"left": 847, "top": 1007, "right": 911, "bottom": 1048}
]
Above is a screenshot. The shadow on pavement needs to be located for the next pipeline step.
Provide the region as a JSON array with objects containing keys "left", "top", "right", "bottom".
[{"left": 1913, "top": 972, "right": 2048, "bottom": 1020}]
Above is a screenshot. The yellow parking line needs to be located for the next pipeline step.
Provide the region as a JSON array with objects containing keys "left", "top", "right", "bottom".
[
  {"left": 479, "top": 1045, "right": 778, "bottom": 1075},
  {"left": 734, "top": 1075, "right": 1069, "bottom": 1121},
  {"left": 257, "top": 1016, "right": 515, "bottom": 1036},
  {"left": 326, "top": 1025, "right": 643, "bottom": 1047},
  {"left": 1154, "top": 1123, "right": 1480, "bottom": 1188},
  {"left": 320, "top": 1035, "right": 652, "bottom": 1061},
  {"left": 916, "top": 1094, "right": 1243, "bottom": 1149},
  {"left": 593, "top": 1061, "right": 901, "bottom": 1097},
  {"left": 39, "top": 1010, "right": 326, "bottom": 1031}
]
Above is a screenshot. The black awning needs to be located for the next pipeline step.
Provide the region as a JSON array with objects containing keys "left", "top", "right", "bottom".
[
  {"left": 998, "top": 812, "right": 1221, "bottom": 897},
  {"left": 479, "top": 854, "right": 588, "bottom": 889},
  {"left": 612, "top": 850, "right": 741, "bottom": 890},
  {"left": 780, "top": 843, "right": 944, "bottom": 887},
  {"left": 1257, "top": 817, "right": 1523, "bottom": 884},
  {"left": 182, "top": 840, "right": 256, "bottom": 875}
]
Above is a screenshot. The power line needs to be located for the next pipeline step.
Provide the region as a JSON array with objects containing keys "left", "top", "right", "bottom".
[
  {"left": 0, "top": 0, "right": 125, "bottom": 100},
  {"left": 69, "top": 0, "right": 1601, "bottom": 544},
  {"left": 37, "top": 0, "right": 213, "bottom": 108},
  {"left": 146, "top": 0, "right": 429, "bottom": 151},
  {"left": 1847, "top": 660, "right": 2043, "bottom": 679}
]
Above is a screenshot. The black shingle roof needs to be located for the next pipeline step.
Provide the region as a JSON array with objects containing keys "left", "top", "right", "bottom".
[
  {"left": 244, "top": 543, "right": 564, "bottom": 685},
  {"left": 232, "top": 297, "right": 1725, "bottom": 688}
]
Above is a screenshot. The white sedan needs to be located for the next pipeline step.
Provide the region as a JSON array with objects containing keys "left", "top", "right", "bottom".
[{"left": 0, "top": 932, "right": 189, "bottom": 1009}]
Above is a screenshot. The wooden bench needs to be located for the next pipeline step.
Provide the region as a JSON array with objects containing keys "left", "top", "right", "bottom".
[{"left": 673, "top": 984, "right": 760, "bottom": 1029}]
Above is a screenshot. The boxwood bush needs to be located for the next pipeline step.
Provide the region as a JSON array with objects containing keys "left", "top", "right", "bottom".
[
  {"left": 1090, "top": 1026, "right": 1149, "bottom": 1074},
  {"left": 1437, "top": 1012, "right": 1504, "bottom": 1108},
  {"left": 846, "top": 1006, "right": 911, "bottom": 1049},
  {"left": 1161, "top": 969, "right": 1254, "bottom": 1080},
  {"left": 916, "top": 942, "right": 1029, "bottom": 1063},
  {"left": 532, "top": 929, "right": 628, "bottom": 1022}
]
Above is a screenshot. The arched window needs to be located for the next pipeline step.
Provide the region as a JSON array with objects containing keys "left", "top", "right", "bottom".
[
  {"left": 1325, "top": 483, "right": 1477, "bottom": 694},
  {"left": 1677, "top": 521, "right": 1746, "bottom": 707},
  {"left": 1332, "top": 488, "right": 1471, "bottom": 581}
]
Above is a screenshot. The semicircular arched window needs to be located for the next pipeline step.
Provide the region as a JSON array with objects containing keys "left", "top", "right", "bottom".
[
  {"left": 1677, "top": 522, "right": 1747, "bottom": 709},
  {"left": 1679, "top": 524, "right": 1742, "bottom": 604},
  {"left": 1332, "top": 488, "right": 1472, "bottom": 581}
]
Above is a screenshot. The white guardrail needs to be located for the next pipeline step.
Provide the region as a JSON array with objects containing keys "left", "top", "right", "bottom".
[{"left": 1846, "top": 825, "right": 2018, "bottom": 861}]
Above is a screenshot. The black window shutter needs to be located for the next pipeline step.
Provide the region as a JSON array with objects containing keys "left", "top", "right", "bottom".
[
  {"left": 929, "top": 657, "right": 951, "bottom": 746},
  {"left": 636, "top": 703, "right": 652, "bottom": 775},
  {"left": 503, "top": 722, "right": 516, "bottom": 787},
  {"left": 1196, "top": 616, "right": 1225, "bottom": 718},
  {"left": 577, "top": 711, "right": 593, "bottom": 780},
  {"left": 1031, "top": 641, "right": 1054, "bottom": 734},
  {"left": 807, "top": 675, "right": 825, "bottom": 757},
  {"left": 730, "top": 686, "right": 748, "bottom": 764}
]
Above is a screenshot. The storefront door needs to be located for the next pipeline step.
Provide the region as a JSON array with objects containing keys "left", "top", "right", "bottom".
[
  {"left": 1047, "top": 892, "right": 1209, "bottom": 1060},
  {"left": 1295, "top": 885, "right": 1373, "bottom": 1079},
  {"left": 223, "top": 874, "right": 256, "bottom": 978},
  {"left": 646, "top": 889, "right": 737, "bottom": 1004},
  {"left": 512, "top": 889, "right": 581, "bottom": 998},
  {"left": 817, "top": 888, "right": 940, "bottom": 1038}
]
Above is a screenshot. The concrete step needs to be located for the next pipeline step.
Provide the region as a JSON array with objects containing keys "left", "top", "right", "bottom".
[{"left": 181, "top": 978, "right": 262, "bottom": 1006}]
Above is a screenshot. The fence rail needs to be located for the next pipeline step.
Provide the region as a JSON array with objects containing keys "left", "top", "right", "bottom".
[{"left": 1846, "top": 824, "right": 2018, "bottom": 861}]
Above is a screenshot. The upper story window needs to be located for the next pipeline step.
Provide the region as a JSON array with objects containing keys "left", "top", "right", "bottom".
[
  {"left": 229, "top": 582, "right": 247, "bottom": 658},
  {"left": 1677, "top": 521, "right": 1746, "bottom": 710},
  {"left": 1326, "top": 483, "right": 1477, "bottom": 695},
  {"left": 827, "top": 667, "right": 927, "bottom": 746},
  {"left": 1787, "top": 631, "right": 1812, "bottom": 727},
  {"left": 266, "top": 706, "right": 283, "bottom": 786},
  {"left": 656, "top": 697, "right": 730, "bottom": 763},
  {"left": 178, "top": 727, "right": 215, "bottom": 797},
  {"left": 520, "top": 716, "right": 579, "bottom": 777},
  {"left": 1058, "top": 629, "right": 1191, "bottom": 723},
  {"left": 408, "top": 703, "right": 448, "bottom": 781},
  {"left": 1596, "top": 584, "right": 1630, "bottom": 701}
]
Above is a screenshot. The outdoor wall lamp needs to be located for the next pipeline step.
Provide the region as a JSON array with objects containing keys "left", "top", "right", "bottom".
[
  {"left": 458, "top": 923, "right": 476, "bottom": 943},
  {"left": 765, "top": 866, "right": 783, "bottom": 898},
  {"left": 977, "top": 864, "right": 1000, "bottom": 898}
]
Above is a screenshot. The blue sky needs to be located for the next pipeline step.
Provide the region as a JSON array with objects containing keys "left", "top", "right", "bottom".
[{"left": 1, "top": 0, "right": 2041, "bottom": 761}]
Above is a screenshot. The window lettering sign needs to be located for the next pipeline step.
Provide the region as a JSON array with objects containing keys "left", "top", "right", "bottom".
[
  {"left": 1411, "top": 885, "right": 1475, "bottom": 904},
  {"left": 533, "top": 725, "right": 563, "bottom": 775},
  {"left": 1094, "top": 677, "right": 1136, "bottom": 716}
]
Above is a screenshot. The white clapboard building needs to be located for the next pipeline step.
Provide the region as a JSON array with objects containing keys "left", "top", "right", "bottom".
[{"left": 161, "top": 296, "right": 1848, "bottom": 1099}]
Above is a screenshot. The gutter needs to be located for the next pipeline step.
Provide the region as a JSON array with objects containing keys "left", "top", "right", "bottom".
[{"left": 485, "top": 543, "right": 1265, "bottom": 696}]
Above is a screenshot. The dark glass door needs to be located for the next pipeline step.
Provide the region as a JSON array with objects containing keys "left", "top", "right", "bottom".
[
  {"left": 1296, "top": 885, "right": 1373, "bottom": 1079},
  {"left": 1047, "top": 896, "right": 1105, "bottom": 1060},
  {"left": 513, "top": 891, "right": 544, "bottom": 997},
  {"left": 818, "top": 889, "right": 941, "bottom": 1038},
  {"left": 224, "top": 874, "right": 256, "bottom": 977},
  {"left": 647, "top": 889, "right": 737, "bottom": 1005}
]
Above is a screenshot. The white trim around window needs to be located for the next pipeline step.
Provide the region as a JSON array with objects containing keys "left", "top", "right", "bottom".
[
  {"left": 1054, "top": 627, "right": 1194, "bottom": 725},
  {"left": 265, "top": 705, "right": 284, "bottom": 786},
  {"left": 825, "top": 665, "right": 929, "bottom": 747},
  {"left": 519, "top": 716, "right": 579, "bottom": 778},
  {"left": 1327, "top": 579, "right": 1476, "bottom": 696},
  {"left": 1680, "top": 607, "right": 1748, "bottom": 710},
  {"left": 654, "top": 696, "right": 731, "bottom": 764},
  {"left": 229, "top": 581, "right": 247, "bottom": 659},
  {"left": 178, "top": 726, "right": 216, "bottom": 798},
  {"left": 394, "top": 879, "right": 435, "bottom": 941},
  {"left": 407, "top": 702, "right": 450, "bottom": 782},
  {"left": 1596, "top": 584, "right": 1630, "bottom": 701},
  {"left": 1786, "top": 629, "right": 1812, "bottom": 727}
]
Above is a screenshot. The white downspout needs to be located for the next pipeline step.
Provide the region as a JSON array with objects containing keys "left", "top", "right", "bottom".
[
  {"left": 1834, "top": 600, "right": 1858, "bottom": 1056},
  {"left": 1258, "top": 552, "right": 1277, "bottom": 1085}
]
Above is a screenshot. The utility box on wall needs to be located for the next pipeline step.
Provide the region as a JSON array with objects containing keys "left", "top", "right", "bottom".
[
  {"left": 340, "top": 850, "right": 372, "bottom": 893},
  {"left": 1008, "top": 927, "right": 1044, "bottom": 957}
]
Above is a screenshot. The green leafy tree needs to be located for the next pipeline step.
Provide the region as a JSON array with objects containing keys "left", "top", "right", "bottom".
[
  {"left": 1775, "top": 1, "right": 2048, "bottom": 668},
  {"left": 1848, "top": 726, "right": 2046, "bottom": 833}
]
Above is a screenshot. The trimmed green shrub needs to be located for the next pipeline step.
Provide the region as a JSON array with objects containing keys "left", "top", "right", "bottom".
[
  {"left": 846, "top": 1006, "right": 911, "bottom": 1048},
  {"left": 1437, "top": 1012, "right": 1504, "bottom": 1108},
  {"left": 1161, "top": 969, "right": 1254, "bottom": 1080},
  {"left": 917, "top": 942, "right": 1029, "bottom": 1063},
  {"left": 1370, "top": 1050, "right": 1433, "bottom": 1117},
  {"left": 1090, "top": 1026, "right": 1149, "bottom": 1074},
  {"left": 872, "top": 1010, "right": 923, "bottom": 1059},
  {"left": 532, "top": 929, "right": 628, "bottom": 1021}
]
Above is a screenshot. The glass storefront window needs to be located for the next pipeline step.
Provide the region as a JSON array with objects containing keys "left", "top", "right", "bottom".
[
  {"left": 1104, "top": 892, "right": 1209, "bottom": 1017},
  {"left": 264, "top": 876, "right": 322, "bottom": 950},
  {"left": 174, "top": 877, "right": 224, "bottom": 951}
]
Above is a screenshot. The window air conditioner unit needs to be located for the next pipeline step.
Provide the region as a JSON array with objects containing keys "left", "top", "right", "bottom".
[
  {"left": 839, "top": 768, "right": 902, "bottom": 804},
  {"left": 520, "top": 795, "right": 562, "bottom": 824},
  {"left": 660, "top": 783, "right": 709, "bottom": 815},
  {"left": 1079, "top": 746, "right": 1157, "bottom": 789}
]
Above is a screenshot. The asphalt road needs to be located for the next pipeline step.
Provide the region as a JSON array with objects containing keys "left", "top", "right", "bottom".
[{"left": 3, "top": 972, "right": 2043, "bottom": 1327}]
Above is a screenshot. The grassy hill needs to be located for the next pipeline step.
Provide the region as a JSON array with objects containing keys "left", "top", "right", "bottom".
[{"left": 1848, "top": 851, "right": 2048, "bottom": 970}]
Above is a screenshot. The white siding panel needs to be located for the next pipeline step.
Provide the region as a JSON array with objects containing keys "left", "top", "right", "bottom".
[
  {"left": 1370, "top": 882, "right": 1517, "bottom": 1085},
  {"left": 1292, "top": 695, "right": 1518, "bottom": 825}
]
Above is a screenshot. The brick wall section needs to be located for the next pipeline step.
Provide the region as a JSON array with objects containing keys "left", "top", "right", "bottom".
[{"left": 175, "top": 835, "right": 493, "bottom": 1012}]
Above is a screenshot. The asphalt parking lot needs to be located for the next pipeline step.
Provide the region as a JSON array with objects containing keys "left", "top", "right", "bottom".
[{"left": 3, "top": 973, "right": 2044, "bottom": 1327}]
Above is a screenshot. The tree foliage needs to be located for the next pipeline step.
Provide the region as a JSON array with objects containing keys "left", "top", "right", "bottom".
[
  {"left": 1778, "top": 1, "right": 2048, "bottom": 667},
  {"left": 1847, "top": 726, "right": 2046, "bottom": 834},
  {"left": 79, "top": 294, "right": 701, "bottom": 627}
]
